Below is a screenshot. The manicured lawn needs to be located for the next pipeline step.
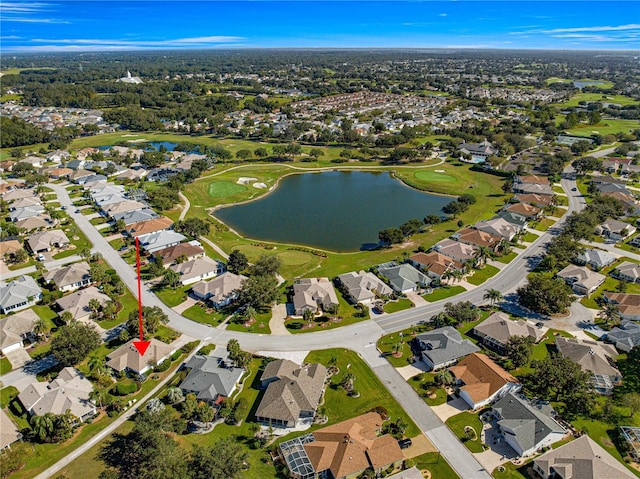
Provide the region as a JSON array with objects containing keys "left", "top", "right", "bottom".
[
  {"left": 497, "top": 251, "right": 518, "bottom": 264},
  {"left": 408, "top": 372, "right": 449, "bottom": 406},
  {"left": 207, "top": 180, "right": 247, "bottom": 198},
  {"left": 377, "top": 328, "right": 419, "bottom": 367},
  {"left": 466, "top": 264, "right": 500, "bottom": 286},
  {"left": 520, "top": 232, "right": 539, "bottom": 243},
  {"left": 90, "top": 217, "right": 109, "bottom": 226},
  {"left": 154, "top": 284, "right": 191, "bottom": 307},
  {"left": 226, "top": 310, "right": 272, "bottom": 334},
  {"left": 554, "top": 92, "right": 639, "bottom": 108},
  {"left": 414, "top": 452, "right": 460, "bottom": 479},
  {"left": 0, "top": 386, "right": 19, "bottom": 408},
  {"left": 422, "top": 285, "right": 466, "bottom": 302},
  {"left": 0, "top": 357, "right": 12, "bottom": 374},
  {"left": 154, "top": 324, "right": 180, "bottom": 343},
  {"left": 445, "top": 411, "right": 484, "bottom": 453},
  {"left": 530, "top": 218, "right": 555, "bottom": 232},
  {"left": 33, "top": 305, "right": 58, "bottom": 327},
  {"left": 182, "top": 303, "right": 228, "bottom": 326},
  {"left": 306, "top": 348, "right": 420, "bottom": 437},
  {"left": 53, "top": 224, "right": 92, "bottom": 259},
  {"left": 383, "top": 297, "right": 414, "bottom": 313},
  {"left": 566, "top": 119, "right": 640, "bottom": 137},
  {"left": 414, "top": 170, "right": 457, "bottom": 183},
  {"left": 101, "top": 289, "right": 138, "bottom": 330}
]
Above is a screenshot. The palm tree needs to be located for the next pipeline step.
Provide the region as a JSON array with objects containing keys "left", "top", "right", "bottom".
[
  {"left": 473, "top": 246, "right": 493, "bottom": 268},
  {"left": 31, "top": 413, "right": 55, "bottom": 442},
  {"left": 341, "top": 372, "right": 355, "bottom": 393},
  {"left": 89, "top": 389, "right": 106, "bottom": 409},
  {"left": 166, "top": 387, "right": 184, "bottom": 404},
  {"left": 450, "top": 269, "right": 464, "bottom": 284},
  {"left": 483, "top": 289, "right": 503, "bottom": 308},
  {"left": 33, "top": 317, "right": 50, "bottom": 340},
  {"left": 88, "top": 356, "right": 107, "bottom": 378},
  {"left": 598, "top": 303, "right": 622, "bottom": 325},
  {"left": 303, "top": 309, "right": 315, "bottom": 328}
]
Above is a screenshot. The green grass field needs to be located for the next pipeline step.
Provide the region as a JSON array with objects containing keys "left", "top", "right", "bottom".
[
  {"left": 466, "top": 264, "right": 500, "bottom": 286},
  {"left": 383, "top": 297, "right": 414, "bottom": 313},
  {"left": 207, "top": 180, "right": 248, "bottom": 198},
  {"left": 566, "top": 119, "right": 640, "bottom": 137},
  {"left": 445, "top": 411, "right": 485, "bottom": 453},
  {"left": 414, "top": 170, "right": 457, "bottom": 183},
  {"left": 422, "top": 285, "right": 466, "bottom": 302},
  {"left": 554, "top": 92, "right": 639, "bottom": 108}
]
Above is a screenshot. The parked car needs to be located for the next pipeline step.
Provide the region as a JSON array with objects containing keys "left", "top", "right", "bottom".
[
  {"left": 37, "top": 254, "right": 45, "bottom": 261},
  {"left": 398, "top": 438, "right": 412, "bottom": 449}
]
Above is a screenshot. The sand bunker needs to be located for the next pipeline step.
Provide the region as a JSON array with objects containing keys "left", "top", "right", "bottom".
[
  {"left": 237, "top": 177, "right": 258, "bottom": 185},
  {"left": 253, "top": 182, "right": 267, "bottom": 189},
  {"left": 435, "top": 169, "right": 445, "bottom": 173}
]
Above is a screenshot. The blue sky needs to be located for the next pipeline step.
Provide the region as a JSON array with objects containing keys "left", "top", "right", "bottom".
[{"left": 1, "top": 1, "right": 639, "bottom": 52}]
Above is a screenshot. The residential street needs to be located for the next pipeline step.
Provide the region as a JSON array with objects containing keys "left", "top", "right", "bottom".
[{"left": 37, "top": 169, "right": 586, "bottom": 479}]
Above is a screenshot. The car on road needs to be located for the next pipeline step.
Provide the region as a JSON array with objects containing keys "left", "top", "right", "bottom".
[
  {"left": 571, "top": 187, "right": 577, "bottom": 191},
  {"left": 37, "top": 254, "right": 45, "bottom": 261},
  {"left": 60, "top": 205, "right": 67, "bottom": 210},
  {"left": 535, "top": 321, "right": 544, "bottom": 328}
]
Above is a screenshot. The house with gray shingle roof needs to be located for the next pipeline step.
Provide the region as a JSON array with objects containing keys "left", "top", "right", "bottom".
[
  {"left": 255, "top": 359, "right": 326, "bottom": 428},
  {"left": 114, "top": 208, "right": 159, "bottom": 225},
  {"left": 18, "top": 367, "right": 96, "bottom": 423},
  {"left": 55, "top": 286, "right": 110, "bottom": 322},
  {"left": 612, "top": 262, "right": 640, "bottom": 283},
  {"left": 596, "top": 218, "right": 636, "bottom": 241},
  {"left": 472, "top": 312, "right": 545, "bottom": 354},
  {"left": 0, "top": 275, "right": 42, "bottom": 314},
  {"left": 292, "top": 277, "right": 339, "bottom": 315},
  {"left": 138, "top": 230, "right": 186, "bottom": 254},
  {"left": 533, "top": 434, "right": 637, "bottom": 479},
  {"left": 43, "top": 261, "right": 92, "bottom": 292},
  {"left": 336, "top": 271, "right": 393, "bottom": 305},
  {"left": 192, "top": 272, "right": 246, "bottom": 307},
  {"left": 0, "top": 409, "right": 21, "bottom": 450},
  {"left": 492, "top": 393, "right": 566, "bottom": 457},
  {"left": 170, "top": 256, "right": 225, "bottom": 285},
  {"left": 574, "top": 248, "right": 616, "bottom": 270},
  {"left": 474, "top": 218, "right": 519, "bottom": 241},
  {"left": 26, "top": 229, "right": 69, "bottom": 253},
  {"left": 0, "top": 308, "right": 38, "bottom": 354},
  {"left": 604, "top": 321, "right": 640, "bottom": 352},
  {"left": 556, "top": 265, "right": 605, "bottom": 295},
  {"left": 377, "top": 262, "right": 431, "bottom": 293},
  {"left": 106, "top": 338, "right": 176, "bottom": 376},
  {"left": 555, "top": 337, "right": 622, "bottom": 395},
  {"left": 179, "top": 354, "right": 244, "bottom": 404},
  {"left": 415, "top": 326, "right": 480, "bottom": 370},
  {"left": 9, "top": 205, "right": 45, "bottom": 222}
]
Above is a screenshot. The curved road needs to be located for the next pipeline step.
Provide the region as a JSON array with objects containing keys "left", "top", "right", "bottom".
[{"left": 42, "top": 168, "right": 584, "bottom": 479}]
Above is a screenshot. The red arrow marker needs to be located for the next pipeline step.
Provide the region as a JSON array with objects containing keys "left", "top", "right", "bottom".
[{"left": 133, "top": 236, "right": 150, "bottom": 356}]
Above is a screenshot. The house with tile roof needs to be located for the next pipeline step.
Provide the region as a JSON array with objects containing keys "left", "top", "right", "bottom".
[
  {"left": 492, "top": 393, "right": 566, "bottom": 457},
  {"left": 292, "top": 278, "right": 340, "bottom": 315},
  {"left": 170, "top": 256, "right": 226, "bottom": 285},
  {"left": 2, "top": 188, "right": 37, "bottom": 202},
  {"left": 555, "top": 337, "right": 622, "bottom": 395},
  {"left": 0, "top": 239, "right": 23, "bottom": 258},
  {"left": 18, "top": 367, "right": 96, "bottom": 423},
  {"left": 15, "top": 215, "right": 53, "bottom": 232},
  {"left": 449, "top": 353, "right": 521, "bottom": 409},
  {"left": 155, "top": 241, "right": 205, "bottom": 266},
  {"left": 55, "top": 286, "right": 110, "bottom": 322},
  {"left": 377, "top": 262, "right": 431, "bottom": 293},
  {"left": 26, "top": 229, "right": 69, "bottom": 253},
  {"left": 415, "top": 326, "right": 480, "bottom": 370},
  {"left": 106, "top": 338, "right": 176, "bottom": 376},
  {"left": 179, "top": 354, "right": 244, "bottom": 404},
  {"left": 408, "top": 251, "right": 464, "bottom": 281},
  {"left": 0, "top": 275, "right": 42, "bottom": 314},
  {"left": 451, "top": 227, "right": 502, "bottom": 252},
  {"left": 533, "top": 434, "right": 637, "bottom": 479},
  {"left": 603, "top": 292, "right": 640, "bottom": 321},
  {"left": 472, "top": 311, "right": 545, "bottom": 354},
  {"left": 191, "top": 272, "right": 247, "bottom": 307},
  {"left": 255, "top": 359, "right": 326, "bottom": 428},
  {"left": 336, "top": 271, "right": 393, "bottom": 305},
  {"left": 0, "top": 308, "right": 38, "bottom": 354},
  {"left": 512, "top": 193, "right": 553, "bottom": 208},
  {"left": 556, "top": 265, "right": 605, "bottom": 295},
  {"left": 125, "top": 217, "right": 174, "bottom": 238},
  {"left": 511, "top": 182, "right": 554, "bottom": 196},
  {"left": 279, "top": 412, "right": 404, "bottom": 479},
  {"left": 43, "top": 261, "right": 92, "bottom": 292},
  {"left": 502, "top": 202, "right": 543, "bottom": 221},
  {"left": 102, "top": 199, "right": 147, "bottom": 217}
]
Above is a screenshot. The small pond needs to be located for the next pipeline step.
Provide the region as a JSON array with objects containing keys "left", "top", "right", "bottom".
[{"left": 213, "top": 171, "right": 451, "bottom": 252}]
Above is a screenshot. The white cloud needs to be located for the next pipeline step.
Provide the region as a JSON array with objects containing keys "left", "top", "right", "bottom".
[
  {"left": 29, "top": 36, "right": 245, "bottom": 46},
  {"left": 0, "top": 3, "right": 51, "bottom": 14},
  {"left": 439, "top": 13, "right": 448, "bottom": 17},
  {"left": 4, "top": 17, "right": 70, "bottom": 24},
  {"left": 541, "top": 24, "right": 640, "bottom": 34}
]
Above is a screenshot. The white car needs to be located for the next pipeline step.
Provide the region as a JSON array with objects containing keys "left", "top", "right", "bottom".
[{"left": 37, "top": 254, "right": 46, "bottom": 261}]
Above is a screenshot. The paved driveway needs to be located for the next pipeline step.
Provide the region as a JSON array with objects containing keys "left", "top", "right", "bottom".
[{"left": 430, "top": 396, "right": 469, "bottom": 422}]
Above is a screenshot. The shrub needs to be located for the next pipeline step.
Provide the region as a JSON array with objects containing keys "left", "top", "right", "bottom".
[
  {"left": 154, "top": 359, "right": 171, "bottom": 372},
  {"left": 114, "top": 382, "right": 138, "bottom": 396}
]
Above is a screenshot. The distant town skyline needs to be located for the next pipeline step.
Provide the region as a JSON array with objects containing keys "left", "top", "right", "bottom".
[{"left": 1, "top": 1, "right": 639, "bottom": 52}]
